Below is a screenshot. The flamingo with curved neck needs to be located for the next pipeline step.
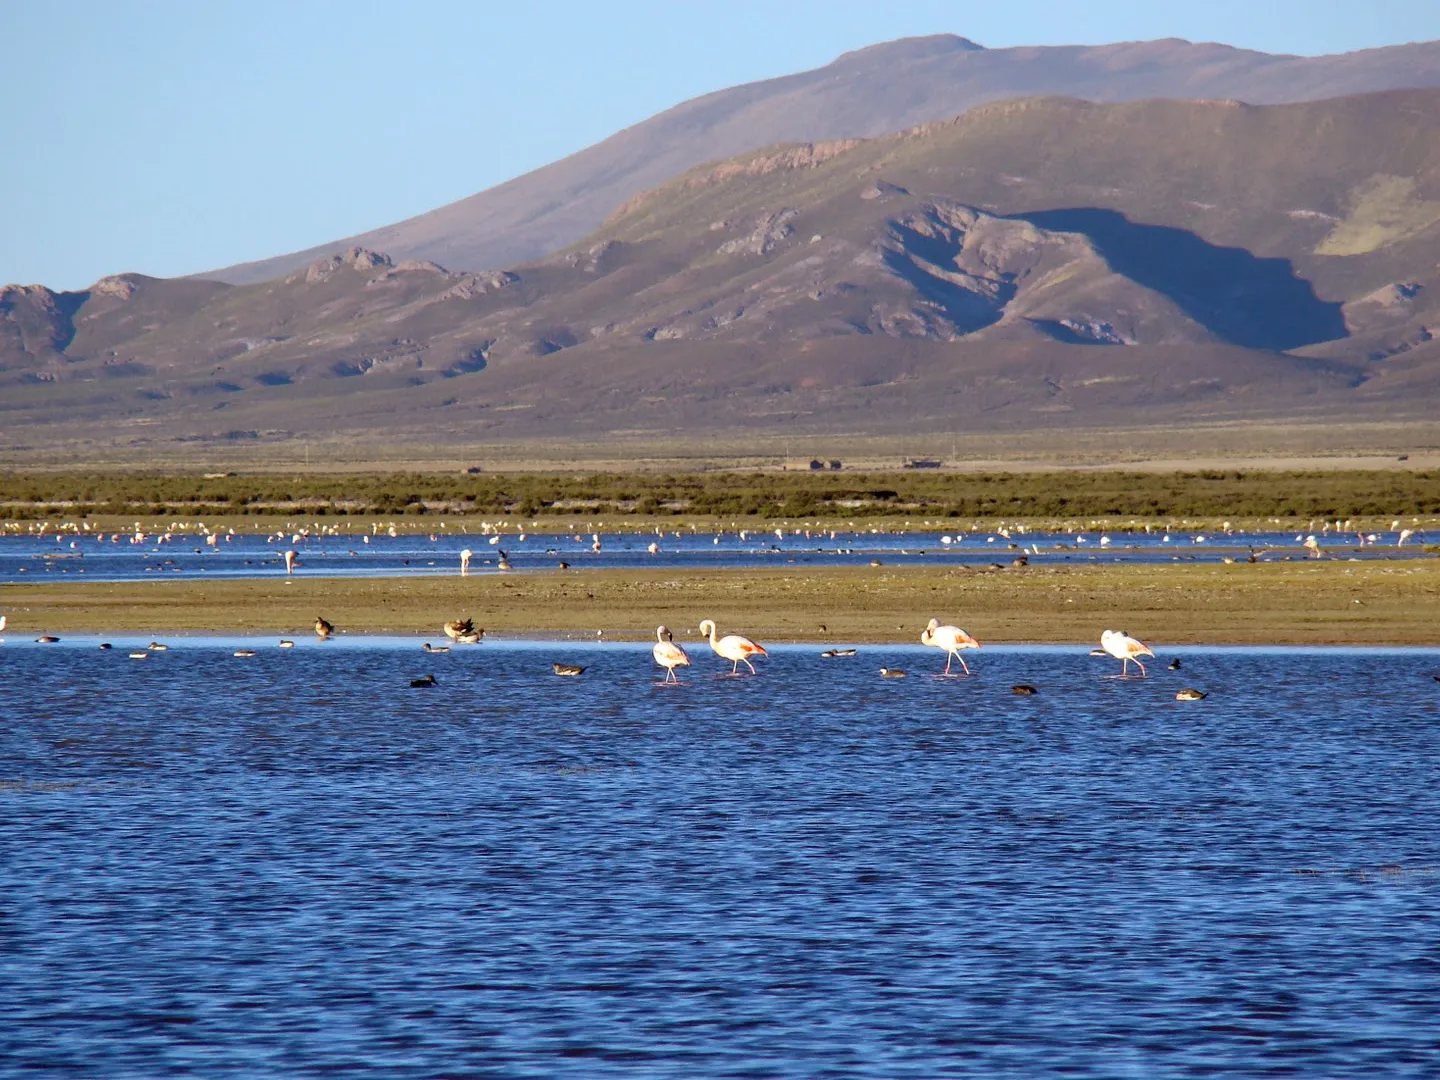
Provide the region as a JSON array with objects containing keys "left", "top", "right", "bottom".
[{"left": 699, "top": 619, "right": 767, "bottom": 675}]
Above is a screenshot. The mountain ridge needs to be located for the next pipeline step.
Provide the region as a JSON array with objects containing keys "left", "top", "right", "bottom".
[
  {"left": 5, "top": 89, "right": 1440, "bottom": 456},
  {"left": 200, "top": 35, "right": 1440, "bottom": 287}
]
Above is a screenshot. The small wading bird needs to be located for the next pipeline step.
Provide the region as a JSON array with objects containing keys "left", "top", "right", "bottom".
[
  {"left": 315, "top": 617, "right": 334, "bottom": 639},
  {"left": 879, "top": 667, "right": 907, "bottom": 678},
  {"left": 35, "top": 635, "right": 60, "bottom": 643},
  {"left": 422, "top": 642, "right": 450, "bottom": 654},
  {"left": 279, "top": 639, "right": 294, "bottom": 648},
  {"left": 148, "top": 641, "right": 168, "bottom": 651},
  {"left": 552, "top": 662, "right": 586, "bottom": 677},
  {"left": 699, "top": 618, "right": 767, "bottom": 675},
  {"left": 410, "top": 674, "right": 437, "bottom": 688},
  {"left": 652, "top": 625, "right": 690, "bottom": 683},
  {"left": 1100, "top": 629, "right": 1155, "bottom": 676},
  {"left": 234, "top": 649, "right": 257, "bottom": 658},
  {"left": 1176, "top": 688, "right": 1208, "bottom": 701},
  {"left": 920, "top": 618, "right": 981, "bottom": 675}
]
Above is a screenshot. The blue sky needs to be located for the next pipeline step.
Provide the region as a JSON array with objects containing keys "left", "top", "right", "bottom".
[{"left": 3, "top": 0, "right": 1439, "bottom": 290}]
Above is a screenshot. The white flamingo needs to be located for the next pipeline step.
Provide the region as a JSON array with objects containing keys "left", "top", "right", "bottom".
[
  {"left": 1100, "top": 629, "right": 1154, "bottom": 676},
  {"left": 460, "top": 548, "right": 473, "bottom": 576},
  {"left": 652, "top": 625, "right": 690, "bottom": 683},
  {"left": 920, "top": 617, "right": 981, "bottom": 675},
  {"left": 699, "top": 618, "right": 767, "bottom": 675},
  {"left": 283, "top": 549, "right": 298, "bottom": 574}
]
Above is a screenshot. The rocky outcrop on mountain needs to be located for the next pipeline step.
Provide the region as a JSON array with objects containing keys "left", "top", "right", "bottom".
[
  {"left": 297, "top": 247, "right": 393, "bottom": 284},
  {"left": 0, "top": 284, "right": 73, "bottom": 360}
]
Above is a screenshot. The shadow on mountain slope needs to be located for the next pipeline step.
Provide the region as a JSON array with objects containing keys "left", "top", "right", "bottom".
[{"left": 1012, "top": 209, "right": 1346, "bottom": 350}]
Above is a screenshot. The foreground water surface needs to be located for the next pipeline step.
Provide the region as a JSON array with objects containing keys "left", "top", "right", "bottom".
[{"left": 2, "top": 641, "right": 1438, "bottom": 1077}]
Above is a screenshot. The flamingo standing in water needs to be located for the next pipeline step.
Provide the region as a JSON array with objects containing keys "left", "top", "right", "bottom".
[
  {"left": 652, "top": 625, "right": 690, "bottom": 683},
  {"left": 1100, "top": 629, "right": 1154, "bottom": 676},
  {"left": 699, "top": 619, "right": 767, "bottom": 675},
  {"left": 460, "top": 548, "right": 473, "bottom": 576},
  {"left": 921, "top": 618, "right": 981, "bottom": 674},
  {"left": 284, "top": 550, "right": 298, "bottom": 575}
]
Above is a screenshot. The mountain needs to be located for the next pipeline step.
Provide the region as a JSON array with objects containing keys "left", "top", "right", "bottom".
[
  {"left": 206, "top": 34, "right": 1440, "bottom": 286},
  {"left": 4, "top": 90, "right": 1440, "bottom": 456}
]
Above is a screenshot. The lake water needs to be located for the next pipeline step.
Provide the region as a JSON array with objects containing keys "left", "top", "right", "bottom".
[
  {"left": 2, "top": 526, "right": 1432, "bottom": 583},
  {"left": 2, "top": 640, "right": 1438, "bottom": 1077}
]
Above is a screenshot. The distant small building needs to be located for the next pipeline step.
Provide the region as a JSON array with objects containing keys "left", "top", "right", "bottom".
[
  {"left": 463, "top": 466, "right": 483, "bottom": 474},
  {"left": 902, "top": 457, "right": 942, "bottom": 469}
]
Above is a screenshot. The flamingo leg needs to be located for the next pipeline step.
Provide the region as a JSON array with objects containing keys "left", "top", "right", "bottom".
[
  {"left": 742, "top": 657, "right": 757, "bottom": 675},
  {"left": 943, "top": 652, "right": 953, "bottom": 674},
  {"left": 957, "top": 655, "right": 971, "bottom": 676},
  {"left": 731, "top": 659, "right": 740, "bottom": 675},
  {"left": 1135, "top": 658, "right": 1147, "bottom": 677}
]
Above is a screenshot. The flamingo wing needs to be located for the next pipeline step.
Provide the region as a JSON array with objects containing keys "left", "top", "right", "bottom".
[
  {"left": 653, "top": 641, "right": 690, "bottom": 667},
  {"left": 720, "top": 634, "right": 765, "bottom": 658}
]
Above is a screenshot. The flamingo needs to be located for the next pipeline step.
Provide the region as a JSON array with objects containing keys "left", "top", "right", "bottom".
[
  {"left": 284, "top": 549, "right": 298, "bottom": 574},
  {"left": 698, "top": 618, "right": 767, "bottom": 675},
  {"left": 920, "top": 617, "right": 981, "bottom": 674},
  {"left": 1100, "top": 629, "right": 1154, "bottom": 676},
  {"left": 460, "top": 548, "right": 473, "bottom": 576},
  {"left": 652, "top": 625, "right": 690, "bottom": 683}
]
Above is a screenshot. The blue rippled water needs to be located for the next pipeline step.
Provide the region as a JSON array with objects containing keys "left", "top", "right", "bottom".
[{"left": 2, "top": 640, "right": 1438, "bottom": 1077}]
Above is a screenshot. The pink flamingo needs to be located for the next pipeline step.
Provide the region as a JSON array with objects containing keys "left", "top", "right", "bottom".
[
  {"left": 284, "top": 549, "right": 298, "bottom": 574},
  {"left": 921, "top": 618, "right": 981, "bottom": 674},
  {"left": 1100, "top": 629, "right": 1154, "bottom": 676},
  {"left": 652, "top": 625, "right": 691, "bottom": 683},
  {"left": 699, "top": 619, "right": 767, "bottom": 675}
]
